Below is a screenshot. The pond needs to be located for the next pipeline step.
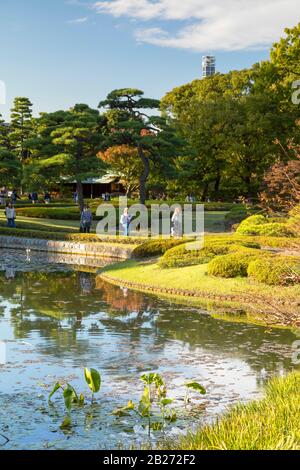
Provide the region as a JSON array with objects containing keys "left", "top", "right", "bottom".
[{"left": 0, "top": 249, "right": 298, "bottom": 449}]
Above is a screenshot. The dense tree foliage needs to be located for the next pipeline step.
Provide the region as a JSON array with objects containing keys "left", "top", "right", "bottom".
[
  {"left": 0, "top": 23, "right": 299, "bottom": 209},
  {"left": 97, "top": 145, "right": 143, "bottom": 197},
  {"left": 99, "top": 88, "right": 181, "bottom": 204}
]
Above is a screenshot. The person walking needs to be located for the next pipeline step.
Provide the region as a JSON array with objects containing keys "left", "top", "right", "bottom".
[
  {"left": 80, "top": 205, "right": 93, "bottom": 233},
  {"left": 31, "top": 191, "right": 38, "bottom": 204},
  {"left": 5, "top": 202, "right": 16, "bottom": 228},
  {"left": 120, "top": 208, "right": 132, "bottom": 237},
  {"left": 44, "top": 191, "right": 51, "bottom": 204},
  {"left": 11, "top": 189, "right": 21, "bottom": 204},
  {"left": 0, "top": 187, "right": 6, "bottom": 206},
  {"left": 171, "top": 207, "right": 182, "bottom": 237}
]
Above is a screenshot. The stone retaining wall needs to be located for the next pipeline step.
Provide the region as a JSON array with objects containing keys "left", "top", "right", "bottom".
[{"left": 0, "top": 236, "right": 133, "bottom": 259}]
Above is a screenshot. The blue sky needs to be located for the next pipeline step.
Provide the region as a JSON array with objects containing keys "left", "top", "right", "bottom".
[{"left": 0, "top": 0, "right": 298, "bottom": 121}]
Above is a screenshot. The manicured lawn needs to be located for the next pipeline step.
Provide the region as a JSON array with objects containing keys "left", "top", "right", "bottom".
[
  {"left": 0, "top": 211, "right": 228, "bottom": 233},
  {"left": 101, "top": 259, "right": 300, "bottom": 300},
  {"left": 164, "top": 372, "right": 300, "bottom": 450}
]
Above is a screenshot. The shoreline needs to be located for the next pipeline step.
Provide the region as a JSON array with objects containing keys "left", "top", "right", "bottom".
[{"left": 99, "top": 260, "right": 300, "bottom": 329}]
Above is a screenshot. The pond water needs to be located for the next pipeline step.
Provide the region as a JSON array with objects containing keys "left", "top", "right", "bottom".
[{"left": 0, "top": 249, "right": 298, "bottom": 449}]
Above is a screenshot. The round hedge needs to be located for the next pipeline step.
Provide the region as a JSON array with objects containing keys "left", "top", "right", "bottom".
[
  {"left": 207, "top": 252, "right": 258, "bottom": 278},
  {"left": 132, "top": 238, "right": 186, "bottom": 259},
  {"left": 236, "top": 215, "right": 294, "bottom": 237},
  {"left": 159, "top": 237, "right": 261, "bottom": 269},
  {"left": 247, "top": 258, "right": 300, "bottom": 285}
]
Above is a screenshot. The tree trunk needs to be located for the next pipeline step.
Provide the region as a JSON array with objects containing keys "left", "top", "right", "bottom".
[
  {"left": 138, "top": 144, "right": 150, "bottom": 205},
  {"left": 77, "top": 181, "right": 84, "bottom": 212},
  {"left": 214, "top": 173, "right": 221, "bottom": 200},
  {"left": 201, "top": 182, "right": 209, "bottom": 202}
]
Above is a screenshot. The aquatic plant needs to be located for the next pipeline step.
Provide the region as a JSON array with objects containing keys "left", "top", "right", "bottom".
[
  {"left": 113, "top": 372, "right": 177, "bottom": 438},
  {"left": 48, "top": 368, "right": 101, "bottom": 410},
  {"left": 184, "top": 381, "right": 206, "bottom": 406},
  {"left": 84, "top": 368, "right": 101, "bottom": 404}
]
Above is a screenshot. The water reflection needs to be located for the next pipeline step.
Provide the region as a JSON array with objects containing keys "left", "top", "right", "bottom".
[{"left": 0, "top": 254, "right": 299, "bottom": 449}]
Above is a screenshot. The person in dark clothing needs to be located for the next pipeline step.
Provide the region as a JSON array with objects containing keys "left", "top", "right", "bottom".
[
  {"left": 44, "top": 192, "right": 51, "bottom": 204},
  {"left": 31, "top": 192, "right": 38, "bottom": 204},
  {"left": 80, "top": 205, "right": 93, "bottom": 233},
  {"left": 11, "top": 189, "right": 21, "bottom": 204}
]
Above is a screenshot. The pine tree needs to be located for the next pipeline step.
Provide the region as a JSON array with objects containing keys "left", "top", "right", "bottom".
[
  {"left": 0, "top": 113, "right": 20, "bottom": 186},
  {"left": 10, "top": 97, "right": 33, "bottom": 191},
  {"left": 99, "top": 89, "right": 182, "bottom": 204}
]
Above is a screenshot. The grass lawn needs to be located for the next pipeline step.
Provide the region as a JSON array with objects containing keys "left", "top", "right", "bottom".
[
  {"left": 0, "top": 211, "right": 228, "bottom": 234},
  {"left": 99, "top": 259, "right": 300, "bottom": 325},
  {"left": 164, "top": 372, "right": 300, "bottom": 450}
]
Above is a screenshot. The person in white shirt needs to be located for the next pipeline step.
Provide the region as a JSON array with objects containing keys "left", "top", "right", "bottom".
[
  {"left": 5, "top": 202, "right": 16, "bottom": 228},
  {"left": 120, "top": 208, "right": 132, "bottom": 236},
  {"left": 171, "top": 207, "right": 182, "bottom": 237}
]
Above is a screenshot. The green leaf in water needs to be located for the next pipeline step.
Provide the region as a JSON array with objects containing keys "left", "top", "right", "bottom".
[
  {"left": 84, "top": 368, "right": 101, "bottom": 394},
  {"left": 48, "top": 382, "right": 62, "bottom": 404},
  {"left": 185, "top": 382, "right": 206, "bottom": 395}
]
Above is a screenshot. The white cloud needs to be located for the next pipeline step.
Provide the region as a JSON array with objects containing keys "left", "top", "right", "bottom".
[
  {"left": 92, "top": 0, "right": 300, "bottom": 51},
  {"left": 67, "top": 16, "right": 88, "bottom": 24}
]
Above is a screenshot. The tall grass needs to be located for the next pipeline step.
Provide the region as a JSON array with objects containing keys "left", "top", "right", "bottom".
[{"left": 167, "top": 372, "right": 300, "bottom": 450}]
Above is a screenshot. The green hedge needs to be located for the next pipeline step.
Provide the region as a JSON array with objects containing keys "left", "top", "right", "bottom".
[
  {"left": 206, "top": 250, "right": 262, "bottom": 278},
  {"left": 236, "top": 215, "right": 294, "bottom": 237},
  {"left": 248, "top": 258, "right": 300, "bottom": 285},
  {"left": 224, "top": 205, "right": 259, "bottom": 229},
  {"left": 159, "top": 238, "right": 261, "bottom": 269},
  {"left": 16, "top": 206, "right": 81, "bottom": 220},
  {"left": 0, "top": 219, "right": 76, "bottom": 233},
  {"left": 132, "top": 238, "right": 186, "bottom": 259},
  {"left": 0, "top": 226, "right": 143, "bottom": 245}
]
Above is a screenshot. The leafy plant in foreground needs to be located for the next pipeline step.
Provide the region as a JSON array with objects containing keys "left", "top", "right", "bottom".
[
  {"left": 84, "top": 368, "right": 101, "bottom": 404},
  {"left": 184, "top": 381, "right": 206, "bottom": 406}
]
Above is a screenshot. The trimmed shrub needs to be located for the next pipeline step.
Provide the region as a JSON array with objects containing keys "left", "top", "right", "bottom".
[
  {"left": 248, "top": 258, "right": 300, "bottom": 285},
  {"left": 132, "top": 238, "right": 186, "bottom": 259},
  {"left": 16, "top": 206, "right": 81, "bottom": 220},
  {"left": 0, "top": 226, "right": 143, "bottom": 245},
  {"left": 236, "top": 215, "right": 294, "bottom": 237},
  {"left": 287, "top": 204, "right": 300, "bottom": 236},
  {"left": 159, "top": 237, "right": 261, "bottom": 269},
  {"left": 207, "top": 252, "right": 258, "bottom": 278},
  {"left": 224, "top": 205, "right": 260, "bottom": 230}
]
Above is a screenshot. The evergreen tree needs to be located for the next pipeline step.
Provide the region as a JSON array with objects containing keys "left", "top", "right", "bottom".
[
  {"left": 9, "top": 97, "right": 33, "bottom": 190},
  {"left": 99, "top": 89, "right": 181, "bottom": 204},
  {"left": 0, "top": 114, "right": 20, "bottom": 185},
  {"left": 26, "top": 104, "right": 105, "bottom": 210}
]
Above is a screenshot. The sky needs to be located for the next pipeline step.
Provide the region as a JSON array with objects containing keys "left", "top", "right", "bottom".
[{"left": 0, "top": 0, "right": 299, "bottom": 121}]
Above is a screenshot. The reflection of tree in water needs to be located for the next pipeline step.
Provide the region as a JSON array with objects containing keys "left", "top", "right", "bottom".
[
  {"left": 0, "top": 272, "right": 297, "bottom": 377},
  {"left": 0, "top": 272, "right": 103, "bottom": 355},
  {"left": 95, "top": 278, "right": 159, "bottom": 343},
  {"left": 96, "top": 278, "right": 149, "bottom": 314}
]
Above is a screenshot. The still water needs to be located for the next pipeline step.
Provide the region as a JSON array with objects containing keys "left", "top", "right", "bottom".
[{"left": 0, "top": 250, "right": 298, "bottom": 449}]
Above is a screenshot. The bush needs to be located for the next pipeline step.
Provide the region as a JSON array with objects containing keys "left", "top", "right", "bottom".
[
  {"left": 224, "top": 205, "right": 261, "bottom": 230},
  {"left": 159, "top": 238, "right": 261, "bottom": 269},
  {"left": 207, "top": 249, "right": 264, "bottom": 278},
  {"left": 132, "top": 238, "right": 186, "bottom": 259},
  {"left": 287, "top": 204, "right": 300, "bottom": 236},
  {"left": 0, "top": 219, "right": 76, "bottom": 233},
  {"left": 0, "top": 226, "right": 143, "bottom": 245},
  {"left": 247, "top": 258, "right": 300, "bottom": 285},
  {"left": 236, "top": 215, "right": 294, "bottom": 237},
  {"left": 16, "top": 206, "right": 81, "bottom": 220}
]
